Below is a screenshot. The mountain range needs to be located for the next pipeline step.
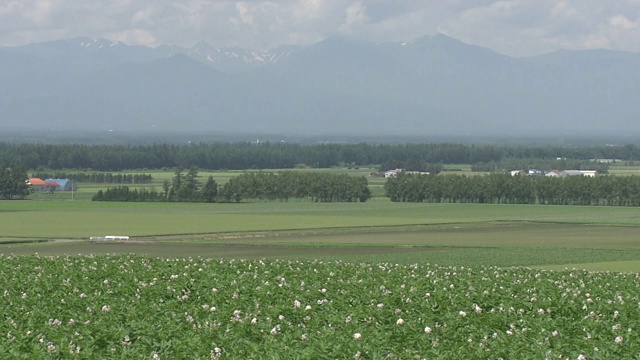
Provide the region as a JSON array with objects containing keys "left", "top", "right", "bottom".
[{"left": 1, "top": 34, "right": 639, "bottom": 137}]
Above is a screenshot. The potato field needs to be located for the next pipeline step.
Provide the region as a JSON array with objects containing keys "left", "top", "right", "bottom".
[{"left": 1, "top": 255, "right": 639, "bottom": 359}]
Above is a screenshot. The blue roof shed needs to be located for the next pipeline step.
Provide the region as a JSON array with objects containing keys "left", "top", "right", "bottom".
[{"left": 44, "top": 179, "right": 77, "bottom": 191}]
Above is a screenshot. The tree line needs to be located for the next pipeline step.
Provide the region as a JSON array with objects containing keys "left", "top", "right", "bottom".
[
  {"left": 31, "top": 172, "right": 153, "bottom": 184},
  {"left": 218, "top": 171, "right": 371, "bottom": 202},
  {"left": 93, "top": 169, "right": 371, "bottom": 203},
  {"left": 385, "top": 173, "right": 640, "bottom": 206},
  {"left": 93, "top": 167, "right": 216, "bottom": 203},
  {"left": 1, "top": 142, "right": 638, "bottom": 171},
  {"left": 0, "top": 166, "right": 30, "bottom": 200}
]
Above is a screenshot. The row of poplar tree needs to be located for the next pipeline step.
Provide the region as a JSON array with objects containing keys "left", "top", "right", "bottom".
[
  {"left": 93, "top": 169, "right": 371, "bottom": 203},
  {"left": 220, "top": 171, "right": 371, "bottom": 202},
  {"left": 385, "top": 173, "right": 640, "bottom": 206},
  {"left": 93, "top": 167, "right": 217, "bottom": 203}
]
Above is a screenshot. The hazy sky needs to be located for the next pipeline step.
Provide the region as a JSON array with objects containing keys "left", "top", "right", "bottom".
[{"left": 1, "top": 0, "right": 639, "bottom": 57}]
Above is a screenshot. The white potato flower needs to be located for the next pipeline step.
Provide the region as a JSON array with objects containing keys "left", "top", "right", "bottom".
[{"left": 615, "top": 335, "right": 623, "bottom": 344}]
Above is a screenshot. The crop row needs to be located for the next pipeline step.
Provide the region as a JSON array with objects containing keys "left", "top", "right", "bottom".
[{"left": 1, "top": 255, "right": 639, "bottom": 359}]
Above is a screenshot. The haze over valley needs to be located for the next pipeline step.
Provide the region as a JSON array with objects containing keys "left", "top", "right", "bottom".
[{"left": 1, "top": 34, "right": 639, "bottom": 139}]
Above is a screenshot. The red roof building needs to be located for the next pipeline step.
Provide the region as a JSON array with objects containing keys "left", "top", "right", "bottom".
[{"left": 28, "top": 178, "right": 59, "bottom": 192}]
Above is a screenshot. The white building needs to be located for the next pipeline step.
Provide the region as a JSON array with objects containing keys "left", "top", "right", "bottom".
[{"left": 560, "top": 170, "right": 597, "bottom": 177}]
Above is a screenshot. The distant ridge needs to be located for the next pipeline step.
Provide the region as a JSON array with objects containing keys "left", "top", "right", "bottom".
[{"left": 1, "top": 34, "right": 639, "bottom": 137}]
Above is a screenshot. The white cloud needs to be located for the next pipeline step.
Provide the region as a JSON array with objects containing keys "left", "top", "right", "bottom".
[
  {"left": 0, "top": 0, "right": 638, "bottom": 55},
  {"left": 23, "top": 0, "right": 59, "bottom": 25},
  {"left": 339, "top": 1, "right": 368, "bottom": 34},
  {"left": 232, "top": 2, "right": 255, "bottom": 25},
  {"left": 582, "top": 34, "right": 610, "bottom": 49},
  {"left": 131, "top": 7, "right": 160, "bottom": 27},
  {"left": 108, "top": 28, "right": 157, "bottom": 47},
  {"left": 610, "top": 14, "right": 639, "bottom": 29},
  {"left": 431, "top": 0, "right": 640, "bottom": 56},
  {"left": 290, "top": 0, "right": 330, "bottom": 22},
  {"left": 550, "top": 2, "right": 577, "bottom": 20},
  {"left": 0, "top": 1, "right": 21, "bottom": 17}
]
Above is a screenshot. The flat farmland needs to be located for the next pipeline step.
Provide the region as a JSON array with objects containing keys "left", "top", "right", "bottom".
[
  {"left": 4, "top": 171, "right": 640, "bottom": 358},
  {"left": 2, "top": 200, "right": 640, "bottom": 270},
  {"left": 3, "top": 200, "right": 640, "bottom": 239}
]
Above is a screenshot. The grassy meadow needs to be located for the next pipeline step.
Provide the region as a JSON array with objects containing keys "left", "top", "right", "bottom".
[
  {"left": 2, "top": 195, "right": 640, "bottom": 271},
  {"left": 8, "top": 165, "right": 640, "bottom": 270}
]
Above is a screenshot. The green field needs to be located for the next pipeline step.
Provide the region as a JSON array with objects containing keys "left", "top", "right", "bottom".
[
  {"left": 3, "top": 255, "right": 639, "bottom": 359},
  {"left": 4, "top": 169, "right": 640, "bottom": 358},
  {"left": 2, "top": 198, "right": 640, "bottom": 271},
  {"left": 6, "top": 166, "right": 640, "bottom": 271}
]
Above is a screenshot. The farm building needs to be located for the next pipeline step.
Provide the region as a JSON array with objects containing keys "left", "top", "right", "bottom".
[
  {"left": 579, "top": 170, "right": 597, "bottom": 177},
  {"left": 514, "top": 170, "right": 597, "bottom": 177},
  {"left": 510, "top": 169, "right": 544, "bottom": 176},
  {"left": 27, "top": 178, "right": 60, "bottom": 192},
  {"left": 590, "top": 158, "right": 622, "bottom": 163},
  {"left": 44, "top": 178, "right": 77, "bottom": 191},
  {"left": 384, "top": 169, "right": 403, "bottom": 178},
  {"left": 560, "top": 170, "right": 597, "bottom": 177}
]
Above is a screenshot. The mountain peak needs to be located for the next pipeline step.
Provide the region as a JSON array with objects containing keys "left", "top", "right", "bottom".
[
  {"left": 189, "top": 40, "right": 214, "bottom": 53},
  {"left": 432, "top": 32, "right": 460, "bottom": 43},
  {"left": 405, "top": 32, "right": 509, "bottom": 61},
  {"left": 69, "top": 37, "right": 123, "bottom": 49},
  {"left": 409, "top": 32, "right": 473, "bottom": 48},
  {"left": 2, "top": 35, "right": 639, "bottom": 137}
]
